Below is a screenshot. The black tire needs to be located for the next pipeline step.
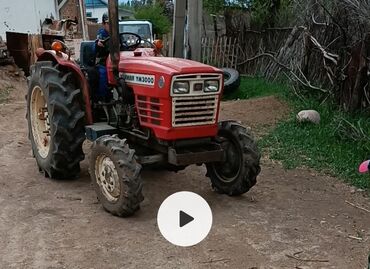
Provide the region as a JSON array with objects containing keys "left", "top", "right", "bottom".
[
  {"left": 89, "top": 135, "right": 144, "bottom": 217},
  {"left": 206, "top": 121, "right": 261, "bottom": 196},
  {"left": 222, "top": 68, "right": 241, "bottom": 94},
  {"left": 27, "top": 61, "right": 86, "bottom": 179}
]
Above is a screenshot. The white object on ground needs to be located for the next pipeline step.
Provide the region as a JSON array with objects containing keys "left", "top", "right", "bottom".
[{"left": 297, "top": 110, "right": 321, "bottom": 124}]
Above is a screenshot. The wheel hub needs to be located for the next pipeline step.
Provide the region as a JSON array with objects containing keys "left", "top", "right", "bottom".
[
  {"left": 30, "top": 86, "right": 50, "bottom": 158},
  {"left": 95, "top": 155, "right": 121, "bottom": 202},
  {"left": 214, "top": 137, "right": 242, "bottom": 183}
]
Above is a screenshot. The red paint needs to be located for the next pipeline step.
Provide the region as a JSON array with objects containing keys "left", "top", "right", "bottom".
[
  {"left": 106, "top": 51, "right": 221, "bottom": 85},
  {"left": 106, "top": 51, "right": 223, "bottom": 141},
  {"left": 37, "top": 48, "right": 224, "bottom": 141},
  {"left": 36, "top": 50, "right": 93, "bottom": 125}
]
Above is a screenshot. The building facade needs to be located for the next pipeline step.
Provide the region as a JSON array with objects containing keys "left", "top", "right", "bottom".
[
  {"left": 85, "top": 0, "right": 134, "bottom": 23},
  {"left": 0, "top": 0, "right": 59, "bottom": 40}
]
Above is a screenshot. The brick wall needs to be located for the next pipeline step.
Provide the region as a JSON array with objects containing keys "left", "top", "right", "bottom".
[{"left": 59, "top": 0, "right": 83, "bottom": 38}]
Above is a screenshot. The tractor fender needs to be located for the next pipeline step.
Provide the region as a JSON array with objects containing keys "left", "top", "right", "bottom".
[{"left": 35, "top": 48, "right": 93, "bottom": 125}]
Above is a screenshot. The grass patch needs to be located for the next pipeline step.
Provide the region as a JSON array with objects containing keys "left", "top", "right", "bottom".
[
  {"left": 260, "top": 100, "right": 370, "bottom": 190},
  {"left": 232, "top": 77, "right": 370, "bottom": 190},
  {"left": 224, "top": 76, "right": 285, "bottom": 100}
]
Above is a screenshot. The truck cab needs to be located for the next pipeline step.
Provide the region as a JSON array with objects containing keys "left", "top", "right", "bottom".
[{"left": 119, "top": 20, "right": 154, "bottom": 43}]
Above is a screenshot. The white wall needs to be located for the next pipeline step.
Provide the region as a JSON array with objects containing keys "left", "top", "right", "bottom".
[
  {"left": 87, "top": 7, "right": 107, "bottom": 23},
  {"left": 0, "top": 0, "right": 58, "bottom": 40}
]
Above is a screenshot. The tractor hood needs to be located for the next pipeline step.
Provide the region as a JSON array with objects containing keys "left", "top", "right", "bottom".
[{"left": 116, "top": 51, "right": 222, "bottom": 75}]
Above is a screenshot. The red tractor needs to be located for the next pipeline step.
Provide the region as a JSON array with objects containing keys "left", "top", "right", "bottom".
[{"left": 26, "top": 1, "right": 261, "bottom": 217}]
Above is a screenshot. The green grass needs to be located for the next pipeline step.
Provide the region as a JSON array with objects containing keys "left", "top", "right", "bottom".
[
  {"left": 224, "top": 76, "right": 284, "bottom": 100},
  {"left": 232, "top": 77, "right": 370, "bottom": 190}
]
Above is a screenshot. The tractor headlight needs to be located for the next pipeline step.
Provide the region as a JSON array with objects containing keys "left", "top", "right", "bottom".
[
  {"left": 204, "top": 80, "right": 219, "bottom": 93},
  {"left": 173, "top": 81, "right": 190, "bottom": 94}
]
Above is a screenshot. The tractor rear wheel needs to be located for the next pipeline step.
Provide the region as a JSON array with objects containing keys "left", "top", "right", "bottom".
[
  {"left": 89, "top": 135, "right": 144, "bottom": 217},
  {"left": 206, "top": 121, "right": 261, "bottom": 196},
  {"left": 27, "top": 61, "right": 86, "bottom": 179}
]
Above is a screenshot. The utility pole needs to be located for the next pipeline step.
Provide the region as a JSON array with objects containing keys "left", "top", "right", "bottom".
[
  {"left": 172, "top": 0, "right": 186, "bottom": 58},
  {"left": 172, "top": 0, "right": 203, "bottom": 60},
  {"left": 78, "top": 0, "right": 89, "bottom": 40},
  {"left": 108, "top": 0, "right": 120, "bottom": 78},
  {"left": 187, "top": 0, "right": 202, "bottom": 61}
]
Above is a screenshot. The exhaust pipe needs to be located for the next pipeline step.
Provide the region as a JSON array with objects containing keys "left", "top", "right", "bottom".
[{"left": 108, "top": 0, "right": 120, "bottom": 80}]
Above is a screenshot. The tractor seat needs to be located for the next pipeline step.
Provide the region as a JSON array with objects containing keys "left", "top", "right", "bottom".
[{"left": 80, "top": 41, "right": 96, "bottom": 68}]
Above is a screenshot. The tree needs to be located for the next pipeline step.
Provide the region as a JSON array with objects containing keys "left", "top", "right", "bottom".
[
  {"left": 204, "top": 0, "right": 250, "bottom": 14},
  {"left": 134, "top": 4, "right": 172, "bottom": 35},
  {"left": 119, "top": 0, "right": 133, "bottom": 10},
  {"left": 204, "top": 0, "right": 293, "bottom": 29},
  {"left": 250, "top": 0, "right": 293, "bottom": 28}
]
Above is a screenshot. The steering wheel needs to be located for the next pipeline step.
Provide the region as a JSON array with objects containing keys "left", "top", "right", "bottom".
[
  {"left": 119, "top": 32, "right": 142, "bottom": 51},
  {"left": 141, "top": 39, "right": 156, "bottom": 49}
]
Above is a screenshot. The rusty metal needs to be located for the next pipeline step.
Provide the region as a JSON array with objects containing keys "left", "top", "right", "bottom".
[
  {"left": 41, "top": 18, "right": 78, "bottom": 39},
  {"left": 38, "top": 107, "right": 48, "bottom": 121},
  {"left": 6, "top": 32, "right": 30, "bottom": 74},
  {"left": 43, "top": 137, "right": 48, "bottom": 147}
]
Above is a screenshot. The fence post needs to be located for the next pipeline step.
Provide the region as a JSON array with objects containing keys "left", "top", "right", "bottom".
[{"left": 188, "top": 0, "right": 203, "bottom": 61}]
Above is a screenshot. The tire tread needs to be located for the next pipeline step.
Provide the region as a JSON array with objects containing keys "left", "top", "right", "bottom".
[{"left": 27, "top": 61, "right": 85, "bottom": 179}]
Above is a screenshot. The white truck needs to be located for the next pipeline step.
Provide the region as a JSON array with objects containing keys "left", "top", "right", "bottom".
[{"left": 118, "top": 20, "right": 154, "bottom": 43}]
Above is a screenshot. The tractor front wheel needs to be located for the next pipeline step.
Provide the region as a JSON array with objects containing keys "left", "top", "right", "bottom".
[
  {"left": 206, "top": 121, "right": 261, "bottom": 196},
  {"left": 89, "top": 135, "right": 144, "bottom": 217}
]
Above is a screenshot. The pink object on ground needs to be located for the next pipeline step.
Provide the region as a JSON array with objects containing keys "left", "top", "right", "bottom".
[{"left": 359, "top": 160, "right": 370, "bottom": 173}]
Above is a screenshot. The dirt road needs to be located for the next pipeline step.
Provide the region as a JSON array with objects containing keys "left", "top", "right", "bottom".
[{"left": 0, "top": 78, "right": 369, "bottom": 269}]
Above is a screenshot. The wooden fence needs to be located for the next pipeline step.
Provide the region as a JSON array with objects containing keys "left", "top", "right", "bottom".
[
  {"left": 201, "top": 36, "right": 238, "bottom": 69},
  {"left": 236, "top": 28, "right": 293, "bottom": 75}
]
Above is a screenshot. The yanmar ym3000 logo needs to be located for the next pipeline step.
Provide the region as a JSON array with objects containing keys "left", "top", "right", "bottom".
[{"left": 120, "top": 73, "right": 155, "bottom": 86}]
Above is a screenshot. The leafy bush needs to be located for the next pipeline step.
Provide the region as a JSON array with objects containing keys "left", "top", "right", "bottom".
[
  {"left": 250, "top": 0, "right": 294, "bottom": 28},
  {"left": 204, "top": 0, "right": 249, "bottom": 14},
  {"left": 134, "top": 4, "right": 172, "bottom": 35}
]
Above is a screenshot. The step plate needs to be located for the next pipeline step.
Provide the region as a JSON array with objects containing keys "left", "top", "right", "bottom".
[{"left": 85, "top": 123, "right": 117, "bottom": 141}]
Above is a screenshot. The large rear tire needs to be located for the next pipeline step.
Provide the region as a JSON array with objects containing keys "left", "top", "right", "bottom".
[
  {"left": 89, "top": 135, "right": 144, "bottom": 217},
  {"left": 27, "top": 61, "right": 86, "bottom": 179},
  {"left": 206, "top": 121, "right": 261, "bottom": 195}
]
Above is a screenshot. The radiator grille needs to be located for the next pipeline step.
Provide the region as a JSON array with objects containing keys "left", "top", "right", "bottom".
[
  {"left": 172, "top": 95, "right": 218, "bottom": 127},
  {"left": 137, "top": 96, "right": 163, "bottom": 125}
]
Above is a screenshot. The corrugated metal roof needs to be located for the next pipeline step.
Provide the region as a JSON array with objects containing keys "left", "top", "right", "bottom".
[{"left": 85, "top": 0, "right": 107, "bottom": 8}]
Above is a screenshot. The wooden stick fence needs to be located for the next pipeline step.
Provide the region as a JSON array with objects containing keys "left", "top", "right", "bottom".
[{"left": 201, "top": 36, "right": 238, "bottom": 68}]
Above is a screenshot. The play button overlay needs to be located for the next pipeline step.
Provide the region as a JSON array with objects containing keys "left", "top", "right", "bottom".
[
  {"left": 179, "top": 210, "right": 194, "bottom": 228},
  {"left": 157, "top": 191, "right": 213, "bottom": 247}
]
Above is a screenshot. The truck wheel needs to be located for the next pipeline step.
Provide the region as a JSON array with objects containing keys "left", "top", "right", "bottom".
[
  {"left": 27, "top": 61, "right": 85, "bottom": 179},
  {"left": 206, "top": 121, "right": 261, "bottom": 196},
  {"left": 89, "top": 135, "right": 144, "bottom": 217}
]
